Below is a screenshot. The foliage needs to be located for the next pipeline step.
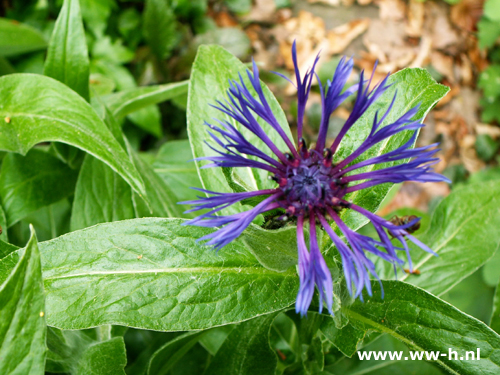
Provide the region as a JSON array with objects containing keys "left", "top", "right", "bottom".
[{"left": 0, "top": 1, "right": 499, "bottom": 374}]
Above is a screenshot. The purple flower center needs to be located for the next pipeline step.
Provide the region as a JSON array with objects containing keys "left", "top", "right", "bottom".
[{"left": 274, "top": 141, "right": 347, "bottom": 216}]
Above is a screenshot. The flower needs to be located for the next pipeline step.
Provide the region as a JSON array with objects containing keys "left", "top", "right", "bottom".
[{"left": 182, "top": 42, "right": 449, "bottom": 316}]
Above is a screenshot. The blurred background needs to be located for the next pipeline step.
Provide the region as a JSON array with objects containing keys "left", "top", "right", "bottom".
[{"left": 0, "top": 0, "right": 499, "bottom": 341}]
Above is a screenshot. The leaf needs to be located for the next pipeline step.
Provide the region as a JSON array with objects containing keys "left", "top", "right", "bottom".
[
  {"left": 0, "top": 240, "right": 18, "bottom": 260},
  {"left": 30, "top": 218, "right": 299, "bottom": 330},
  {"left": 491, "top": 283, "right": 500, "bottom": 334},
  {"left": 147, "top": 332, "right": 204, "bottom": 375},
  {"left": 0, "top": 204, "right": 8, "bottom": 242},
  {"left": 0, "top": 18, "right": 47, "bottom": 57},
  {"left": 127, "top": 105, "right": 162, "bottom": 138},
  {"left": 329, "top": 68, "right": 450, "bottom": 239},
  {"left": 0, "top": 73, "right": 145, "bottom": 196},
  {"left": 101, "top": 80, "right": 188, "bottom": 119},
  {"left": 79, "top": 0, "right": 115, "bottom": 37},
  {"left": 0, "top": 225, "right": 46, "bottom": 374},
  {"left": 194, "top": 28, "right": 250, "bottom": 59},
  {"left": 44, "top": 0, "right": 90, "bottom": 101},
  {"left": 341, "top": 281, "right": 500, "bottom": 375},
  {"left": 241, "top": 224, "right": 298, "bottom": 272},
  {"left": 204, "top": 313, "right": 278, "bottom": 375},
  {"left": 187, "top": 45, "right": 293, "bottom": 215},
  {"left": 396, "top": 181, "right": 500, "bottom": 296},
  {"left": 70, "top": 149, "right": 182, "bottom": 231},
  {"left": 143, "top": 0, "right": 178, "bottom": 58},
  {"left": 0, "top": 149, "right": 78, "bottom": 227},
  {"left": 74, "top": 337, "right": 127, "bottom": 375},
  {"left": 152, "top": 140, "right": 203, "bottom": 214}
]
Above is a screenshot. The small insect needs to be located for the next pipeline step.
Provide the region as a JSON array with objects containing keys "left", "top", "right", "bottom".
[
  {"left": 404, "top": 268, "right": 421, "bottom": 275},
  {"left": 388, "top": 215, "right": 421, "bottom": 237}
]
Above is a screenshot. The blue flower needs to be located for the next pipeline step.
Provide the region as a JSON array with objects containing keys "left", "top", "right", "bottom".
[{"left": 182, "top": 43, "right": 449, "bottom": 316}]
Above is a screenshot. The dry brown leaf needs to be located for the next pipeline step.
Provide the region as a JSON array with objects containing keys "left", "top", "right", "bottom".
[
  {"left": 409, "top": 35, "right": 432, "bottom": 67},
  {"left": 460, "top": 134, "right": 485, "bottom": 172},
  {"left": 358, "top": 0, "right": 374, "bottom": 5},
  {"left": 430, "top": 51, "right": 455, "bottom": 83},
  {"left": 307, "top": 0, "right": 341, "bottom": 5},
  {"left": 378, "top": 0, "right": 406, "bottom": 21},
  {"left": 406, "top": 0, "right": 425, "bottom": 37},
  {"left": 327, "top": 19, "right": 370, "bottom": 54},
  {"left": 425, "top": 2, "right": 460, "bottom": 51},
  {"left": 475, "top": 123, "right": 500, "bottom": 139},
  {"left": 451, "top": 0, "right": 484, "bottom": 32},
  {"left": 241, "top": 0, "right": 277, "bottom": 22}
]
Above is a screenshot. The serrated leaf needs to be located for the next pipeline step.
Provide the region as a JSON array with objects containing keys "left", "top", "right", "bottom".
[
  {"left": 0, "top": 73, "right": 145, "bottom": 196},
  {"left": 44, "top": 0, "right": 90, "bottom": 101},
  {"left": 101, "top": 80, "right": 188, "bottom": 119},
  {"left": 341, "top": 281, "right": 500, "bottom": 375},
  {"left": 0, "top": 18, "right": 47, "bottom": 57},
  {"left": 0, "top": 149, "right": 78, "bottom": 227},
  {"left": 187, "top": 45, "right": 294, "bottom": 215},
  {"left": 204, "top": 313, "right": 278, "bottom": 375},
  {"left": 12, "top": 218, "right": 299, "bottom": 330},
  {"left": 0, "top": 226, "right": 46, "bottom": 375}
]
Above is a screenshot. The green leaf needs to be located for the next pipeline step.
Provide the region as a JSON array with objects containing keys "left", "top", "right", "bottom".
[
  {"left": 44, "top": 0, "right": 90, "bottom": 101},
  {"left": 0, "top": 149, "right": 78, "bottom": 227},
  {"left": 0, "top": 204, "right": 8, "bottom": 243},
  {"left": 143, "top": 0, "right": 178, "bottom": 59},
  {"left": 478, "top": 18, "right": 500, "bottom": 49},
  {"left": 342, "top": 281, "right": 500, "bottom": 375},
  {"left": 491, "top": 283, "right": 500, "bottom": 334},
  {"left": 147, "top": 332, "right": 204, "bottom": 375},
  {"left": 204, "top": 313, "right": 278, "bottom": 375},
  {"left": 241, "top": 224, "right": 298, "bottom": 272},
  {"left": 484, "top": 0, "right": 500, "bottom": 22},
  {"left": 79, "top": 0, "right": 115, "bottom": 37},
  {"left": 187, "top": 45, "right": 294, "bottom": 215},
  {"left": 152, "top": 140, "right": 203, "bottom": 214},
  {"left": 28, "top": 218, "right": 299, "bottom": 330},
  {"left": 70, "top": 148, "right": 182, "bottom": 231},
  {"left": 74, "top": 337, "right": 127, "bottom": 375},
  {"left": 70, "top": 155, "right": 135, "bottom": 230},
  {"left": 0, "top": 240, "right": 18, "bottom": 260},
  {"left": 396, "top": 181, "right": 500, "bottom": 296},
  {"left": 0, "top": 18, "right": 47, "bottom": 57},
  {"left": 101, "top": 80, "right": 188, "bottom": 119},
  {"left": 329, "top": 68, "right": 449, "bottom": 240},
  {"left": 127, "top": 105, "right": 162, "bottom": 138},
  {"left": 0, "top": 225, "right": 46, "bottom": 374},
  {"left": 0, "top": 73, "right": 145, "bottom": 196}
]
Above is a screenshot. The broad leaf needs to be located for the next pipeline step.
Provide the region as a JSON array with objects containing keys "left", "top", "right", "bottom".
[
  {"left": 0, "top": 149, "right": 78, "bottom": 227},
  {"left": 152, "top": 140, "right": 203, "bottom": 215},
  {"left": 490, "top": 282, "right": 500, "bottom": 334},
  {"left": 0, "top": 18, "right": 47, "bottom": 57},
  {"left": 187, "top": 45, "right": 294, "bottom": 215},
  {"left": 329, "top": 68, "right": 450, "bottom": 240},
  {"left": 102, "top": 80, "right": 188, "bottom": 119},
  {"left": 14, "top": 218, "right": 299, "bottom": 330},
  {"left": 396, "top": 181, "right": 500, "bottom": 296},
  {"left": 326, "top": 281, "right": 500, "bottom": 375},
  {"left": 70, "top": 150, "right": 182, "bottom": 231},
  {"left": 44, "top": 0, "right": 90, "bottom": 101},
  {"left": 204, "top": 313, "right": 278, "bottom": 375},
  {"left": 0, "top": 74, "right": 145, "bottom": 196},
  {"left": 0, "top": 226, "right": 46, "bottom": 374}
]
